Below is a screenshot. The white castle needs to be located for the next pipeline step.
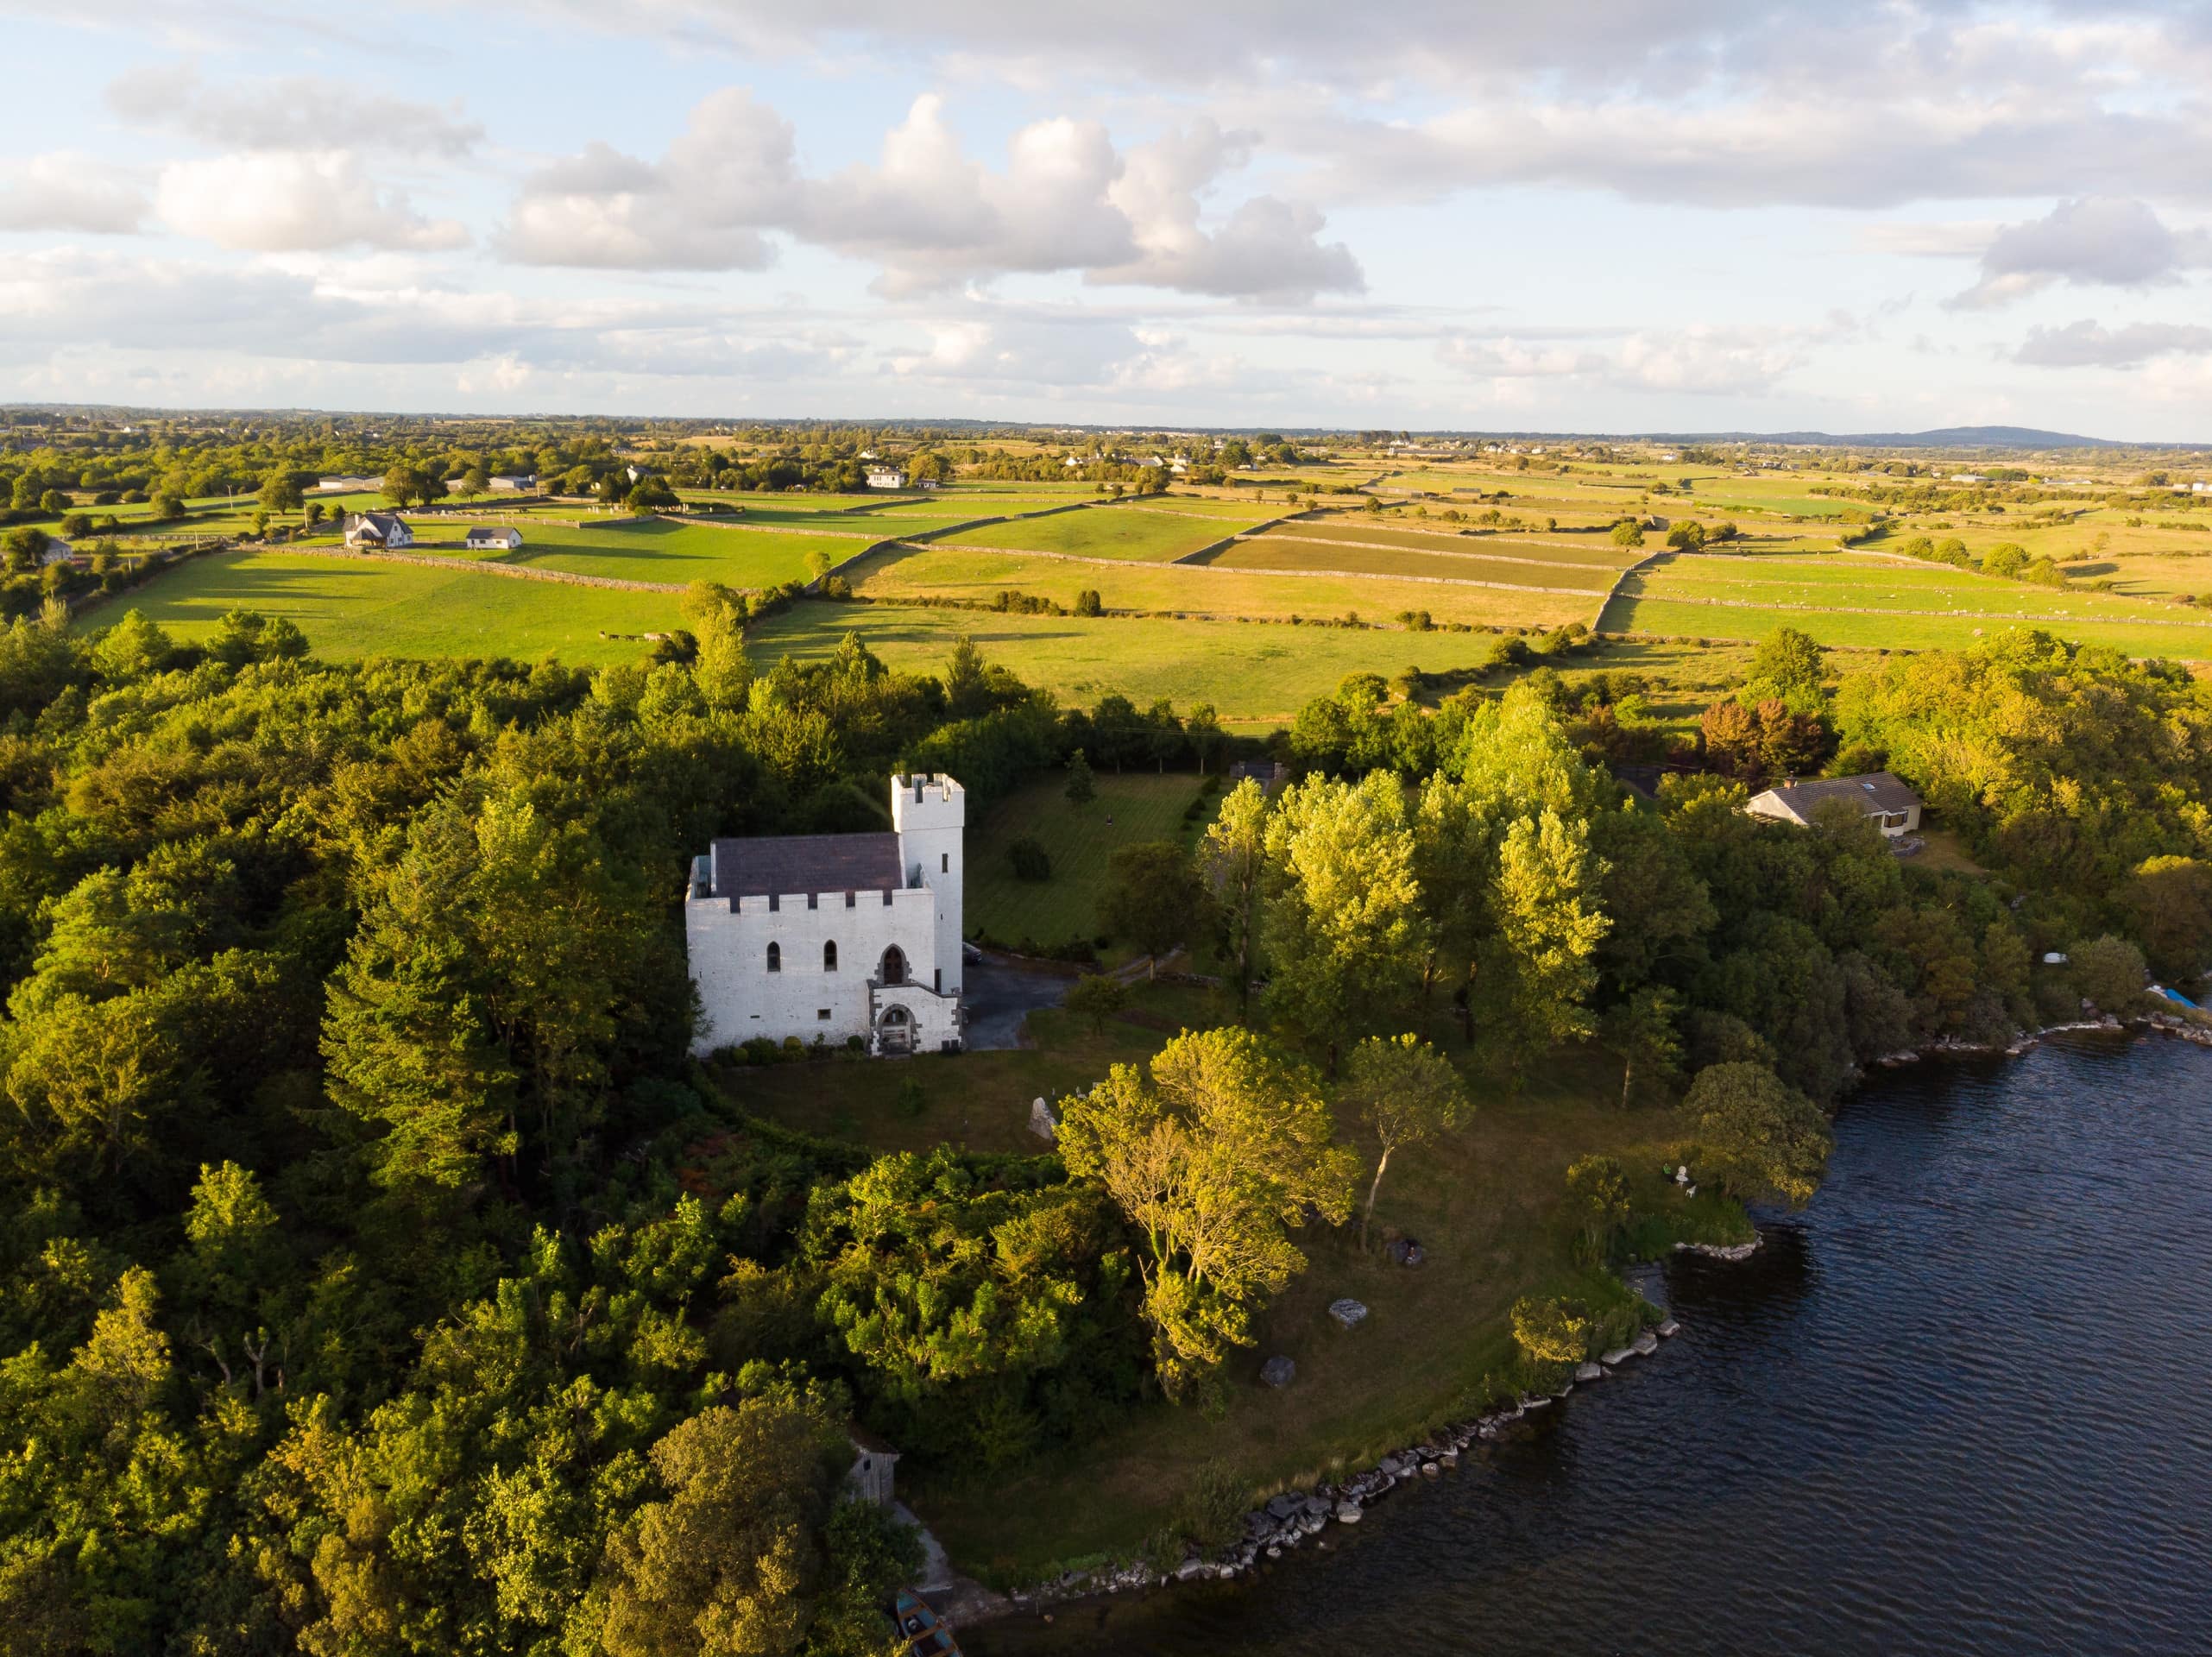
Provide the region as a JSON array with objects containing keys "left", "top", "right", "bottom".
[{"left": 685, "top": 774, "right": 965, "bottom": 1055}]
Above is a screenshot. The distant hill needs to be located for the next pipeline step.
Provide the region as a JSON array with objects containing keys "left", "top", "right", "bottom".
[{"left": 1639, "top": 425, "right": 2171, "bottom": 450}]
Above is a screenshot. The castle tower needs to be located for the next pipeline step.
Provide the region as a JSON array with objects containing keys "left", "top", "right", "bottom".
[{"left": 892, "top": 773, "right": 964, "bottom": 997}]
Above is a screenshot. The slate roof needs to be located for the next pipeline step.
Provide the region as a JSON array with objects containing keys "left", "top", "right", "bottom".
[
  {"left": 1749, "top": 772, "right": 1919, "bottom": 821},
  {"left": 709, "top": 832, "right": 901, "bottom": 898}
]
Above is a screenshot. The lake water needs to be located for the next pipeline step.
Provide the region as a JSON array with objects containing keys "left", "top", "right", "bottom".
[{"left": 970, "top": 1034, "right": 2212, "bottom": 1657}]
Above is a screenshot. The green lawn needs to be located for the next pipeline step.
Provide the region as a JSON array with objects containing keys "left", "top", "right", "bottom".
[
  {"left": 747, "top": 601, "right": 1532, "bottom": 722},
  {"left": 967, "top": 772, "right": 1215, "bottom": 959},
  {"left": 945, "top": 506, "right": 1256, "bottom": 562},
  {"left": 502, "top": 520, "right": 848, "bottom": 587},
  {"left": 1604, "top": 596, "right": 2212, "bottom": 660},
  {"left": 75, "top": 549, "right": 681, "bottom": 666}
]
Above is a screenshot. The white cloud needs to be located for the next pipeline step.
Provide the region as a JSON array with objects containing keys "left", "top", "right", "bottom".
[
  {"left": 155, "top": 150, "right": 469, "bottom": 252},
  {"left": 1945, "top": 197, "right": 2212, "bottom": 308},
  {"left": 500, "top": 91, "right": 1360, "bottom": 300},
  {"left": 107, "top": 64, "right": 484, "bottom": 157},
  {"left": 1438, "top": 322, "right": 1820, "bottom": 396},
  {"left": 2014, "top": 319, "right": 2212, "bottom": 369},
  {"left": 0, "top": 153, "right": 148, "bottom": 233}
]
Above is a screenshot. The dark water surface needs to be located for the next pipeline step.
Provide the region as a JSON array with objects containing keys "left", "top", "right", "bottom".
[{"left": 970, "top": 1036, "right": 2212, "bottom": 1657}]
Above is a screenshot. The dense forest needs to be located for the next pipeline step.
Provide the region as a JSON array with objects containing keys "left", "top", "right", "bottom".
[{"left": 0, "top": 596, "right": 2207, "bottom": 1652}]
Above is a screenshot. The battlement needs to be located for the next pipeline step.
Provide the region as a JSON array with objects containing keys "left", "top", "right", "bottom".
[{"left": 891, "top": 772, "right": 965, "bottom": 831}]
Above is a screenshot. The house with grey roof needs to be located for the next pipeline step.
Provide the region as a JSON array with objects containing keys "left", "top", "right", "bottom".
[
  {"left": 342, "top": 511, "right": 413, "bottom": 549},
  {"left": 1747, "top": 772, "right": 1922, "bottom": 836}
]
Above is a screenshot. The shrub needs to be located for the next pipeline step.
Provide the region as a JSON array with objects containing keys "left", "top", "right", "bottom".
[
  {"left": 1565, "top": 1156, "right": 1631, "bottom": 1264},
  {"left": 1006, "top": 836, "right": 1052, "bottom": 881},
  {"left": 1683, "top": 1062, "right": 1831, "bottom": 1207},
  {"left": 1510, "top": 1295, "right": 1591, "bottom": 1366},
  {"left": 895, "top": 1077, "right": 927, "bottom": 1118},
  {"left": 2070, "top": 934, "right": 2149, "bottom": 1014}
]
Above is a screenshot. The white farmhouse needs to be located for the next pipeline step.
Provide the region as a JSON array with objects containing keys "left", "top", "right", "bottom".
[
  {"left": 866, "top": 466, "right": 908, "bottom": 489},
  {"left": 465, "top": 525, "right": 523, "bottom": 551},
  {"left": 686, "top": 774, "right": 966, "bottom": 1055},
  {"left": 342, "top": 511, "right": 413, "bottom": 549}
]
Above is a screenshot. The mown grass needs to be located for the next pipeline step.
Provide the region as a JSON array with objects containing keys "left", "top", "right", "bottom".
[
  {"left": 944, "top": 506, "right": 1258, "bottom": 563},
  {"left": 503, "top": 520, "right": 844, "bottom": 587},
  {"left": 73, "top": 549, "right": 680, "bottom": 666},
  {"left": 746, "top": 602, "right": 1525, "bottom": 723},
  {"left": 965, "top": 772, "right": 1214, "bottom": 961},
  {"left": 1606, "top": 595, "right": 2212, "bottom": 661},
  {"left": 1260, "top": 520, "right": 1642, "bottom": 570},
  {"left": 848, "top": 545, "right": 1598, "bottom": 631},
  {"left": 1210, "top": 539, "right": 1622, "bottom": 592}
]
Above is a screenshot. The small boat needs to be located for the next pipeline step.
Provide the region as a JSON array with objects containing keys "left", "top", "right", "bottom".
[{"left": 893, "top": 1588, "right": 962, "bottom": 1657}]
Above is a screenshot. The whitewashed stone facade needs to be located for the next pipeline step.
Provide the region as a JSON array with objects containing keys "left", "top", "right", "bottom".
[{"left": 685, "top": 774, "right": 965, "bottom": 1055}]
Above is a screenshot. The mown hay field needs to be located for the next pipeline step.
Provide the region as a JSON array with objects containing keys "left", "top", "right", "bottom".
[
  {"left": 846, "top": 543, "right": 1599, "bottom": 630},
  {"left": 1256, "top": 520, "right": 1643, "bottom": 570},
  {"left": 747, "top": 600, "right": 1524, "bottom": 722},
  {"left": 501, "top": 520, "right": 846, "bottom": 587},
  {"left": 1207, "top": 538, "right": 1623, "bottom": 592},
  {"left": 939, "top": 504, "right": 1265, "bottom": 562},
  {"left": 72, "top": 550, "right": 681, "bottom": 665}
]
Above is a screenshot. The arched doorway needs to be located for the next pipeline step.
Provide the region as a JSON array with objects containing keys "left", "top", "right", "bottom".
[
  {"left": 879, "top": 945, "right": 907, "bottom": 986},
  {"left": 877, "top": 1004, "right": 912, "bottom": 1054}
]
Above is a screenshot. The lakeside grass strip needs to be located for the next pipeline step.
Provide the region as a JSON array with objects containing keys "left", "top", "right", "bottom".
[{"left": 846, "top": 544, "right": 1594, "bottom": 630}]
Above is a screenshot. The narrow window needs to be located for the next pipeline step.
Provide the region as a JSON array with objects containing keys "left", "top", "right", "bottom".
[
  {"left": 766, "top": 942, "right": 780, "bottom": 973},
  {"left": 817, "top": 1008, "right": 831, "bottom": 1020},
  {"left": 823, "top": 941, "right": 838, "bottom": 972},
  {"left": 845, "top": 890, "right": 856, "bottom": 909},
  {"left": 941, "top": 853, "right": 948, "bottom": 873},
  {"left": 934, "top": 967, "right": 942, "bottom": 992}
]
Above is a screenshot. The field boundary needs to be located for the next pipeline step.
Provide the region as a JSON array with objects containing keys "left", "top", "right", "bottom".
[{"left": 236, "top": 545, "right": 694, "bottom": 594}]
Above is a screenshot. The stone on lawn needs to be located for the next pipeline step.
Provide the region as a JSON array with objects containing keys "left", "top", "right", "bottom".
[
  {"left": 1327, "top": 1298, "right": 1370, "bottom": 1329},
  {"left": 1027, "top": 1098, "right": 1058, "bottom": 1143},
  {"left": 1260, "top": 1355, "right": 1296, "bottom": 1389}
]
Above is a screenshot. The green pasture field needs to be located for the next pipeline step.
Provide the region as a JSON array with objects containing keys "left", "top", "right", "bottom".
[
  {"left": 1605, "top": 595, "right": 2212, "bottom": 661},
  {"left": 1689, "top": 493, "right": 1856, "bottom": 519},
  {"left": 845, "top": 543, "right": 1599, "bottom": 631},
  {"left": 500, "top": 520, "right": 841, "bottom": 587},
  {"left": 942, "top": 505, "right": 1254, "bottom": 563},
  {"left": 746, "top": 599, "right": 1529, "bottom": 723},
  {"left": 965, "top": 772, "right": 1213, "bottom": 961},
  {"left": 1256, "top": 520, "right": 1642, "bottom": 570},
  {"left": 1205, "top": 539, "right": 1622, "bottom": 593},
  {"left": 72, "top": 550, "right": 680, "bottom": 666},
  {"left": 1130, "top": 495, "right": 1295, "bottom": 520},
  {"left": 1637, "top": 550, "right": 2201, "bottom": 628}
]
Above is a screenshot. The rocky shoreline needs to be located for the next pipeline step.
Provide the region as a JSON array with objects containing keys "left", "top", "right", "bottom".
[
  {"left": 966, "top": 1017, "right": 2210, "bottom": 1630},
  {"left": 1001, "top": 1310, "right": 1703, "bottom": 1616}
]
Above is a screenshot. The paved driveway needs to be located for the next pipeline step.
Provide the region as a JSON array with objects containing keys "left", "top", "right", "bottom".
[{"left": 961, "top": 956, "right": 1073, "bottom": 1050}]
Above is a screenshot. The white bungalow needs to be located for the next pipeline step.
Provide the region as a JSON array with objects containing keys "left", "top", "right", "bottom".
[
  {"left": 342, "top": 511, "right": 413, "bottom": 549},
  {"left": 488, "top": 474, "right": 537, "bottom": 492},
  {"left": 465, "top": 526, "right": 523, "bottom": 551},
  {"left": 866, "top": 467, "right": 908, "bottom": 490},
  {"left": 38, "top": 536, "right": 74, "bottom": 567},
  {"left": 1747, "top": 772, "right": 1923, "bottom": 838}
]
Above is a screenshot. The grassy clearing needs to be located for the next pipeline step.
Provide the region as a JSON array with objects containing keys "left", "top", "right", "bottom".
[
  {"left": 1607, "top": 595, "right": 2212, "bottom": 660},
  {"left": 747, "top": 602, "right": 1520, "bottom": 723},
  {"left": 966, "top": 772, "right": 1214, "bottom": 960},
  {"left": 847, "top": 545, "right": 1598, "bottom": 631},
  {"left": 1209, "top": 539, "right": 1622, "bottom": 592},
  {"left": 943, "top": 507, "right": 1252, "bottom": 563},
  {"left": 502, "top": 520, "right": 838, "bottom": 587},
  {"left": 72, "top": 550, "right": 679, "bottom": 666},
  {"left": 914, "top": 1039, "right": 1743, "bottom": 1584}
]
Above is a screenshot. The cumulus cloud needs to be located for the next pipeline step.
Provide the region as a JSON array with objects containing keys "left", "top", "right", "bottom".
[
  {"left": 0, "top": 153, "right": 148, "bottom": 233},
  {"left": 500, "top": 91, "right": 1361, "bottom": 300},
  {"left": 1945, "top": 198, "right": 2212, "bottom": 308},
  {"left": 1438, "top": 335, "right": 1602, "bottom": 378},
  {"left": 107, "top": 64, "right": 484, "bottom": 157},
  {"left": 2014, "top": 319, "right": 2212, "bottom": 369},
  {"left": 155, "top": 150, "right": 469, "bottom": 252},
  {"left": 1439, "top": 322, "right": 1821, "bottom": 396}
]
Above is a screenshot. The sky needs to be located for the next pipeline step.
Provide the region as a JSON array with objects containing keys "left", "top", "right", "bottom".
[{"left": 3, "top": 1, "right": 2210, "bottom": 438}]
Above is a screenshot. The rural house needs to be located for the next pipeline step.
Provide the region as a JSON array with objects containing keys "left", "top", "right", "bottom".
[
  {"left": 685, "top": 773, "right": 966, "bottom": 1055},
  {"left": 1747, "top": 772, "right": 1922, "bottom": 837},
  {"left": 865, "top": 466, "right": 908, "bottom": 489},
  {"left": 488, "top": 473, "right": 537, "bottom": 492},
  {"left": 342, "top": 511, "right": 413, "bottom": 549},
  {"left": 464, "top": 525, "right": 522, "bottom": 551}
]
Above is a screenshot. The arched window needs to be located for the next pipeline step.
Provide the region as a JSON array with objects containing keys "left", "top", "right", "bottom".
[
  {"left": 879, "top": 945, "right": 907, "bottom": 986},
  {"left": 766, "top": 942, "right": 781, "bottom": 973},
  {"left": 823, "top": 940, "right": 838, "bottom": 972}
]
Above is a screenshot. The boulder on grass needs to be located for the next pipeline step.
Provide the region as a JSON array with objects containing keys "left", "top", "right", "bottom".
[
  {"left": 1327, "top": 1298, "right": 1370, "bottom": 1329},
  {"left": 1260, "top": 1355, "right": 1296, "bottom": 1389}
]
